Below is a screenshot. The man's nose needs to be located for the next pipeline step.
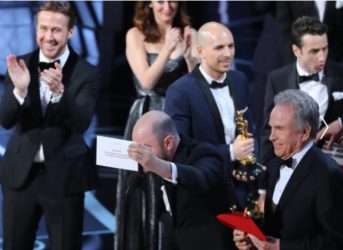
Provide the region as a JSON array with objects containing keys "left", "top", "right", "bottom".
[
  {"left": 269, "top": 129, "right": 275, "bottom": 142},
  {"left": 45, "top": 30, "right": 54, "bottom": 40}
]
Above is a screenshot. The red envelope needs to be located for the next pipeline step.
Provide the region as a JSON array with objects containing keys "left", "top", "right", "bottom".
[{"left": 217, "top": 212, "right": 266, "bottom": 241}]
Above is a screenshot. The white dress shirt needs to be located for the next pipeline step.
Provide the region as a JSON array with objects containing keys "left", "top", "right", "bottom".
[
  {"left": 297, "top": 61, "right": 328, "bottom": 121},
  {"left": 199, "top": 66, "right": 237, "bottom": 160},
  {"left": 272, "top": 141, "right": 313, "bottom": 205},
  {"left": 315, "top": 0, "right": 327, "bottom": 22}
]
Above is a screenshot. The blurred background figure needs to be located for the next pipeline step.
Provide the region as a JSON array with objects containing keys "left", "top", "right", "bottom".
[{"left": 276, "top": 1, "right": 343, "bottom": 64}]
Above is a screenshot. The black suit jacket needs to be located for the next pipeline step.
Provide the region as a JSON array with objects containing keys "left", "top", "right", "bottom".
[
  {"left": 264, "top": 146, "right": 343, "bottom": 250},
  {"left": 0, "top": 48, "right": 101, "bottom": 194},
  {"left": 276, "top": 1, "right": 343, "bottom": 63},
  {"left": 165, "top": 136, "right": 234, "bottom": 250},
  {"left": 260, "top": 61, "right": 343, "bottom": 164}
]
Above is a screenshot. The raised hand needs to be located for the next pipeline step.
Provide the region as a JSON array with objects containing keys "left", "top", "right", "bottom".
[
  {"left": 7, "top": 54, "right": 30, "bottom": 97},
  {"left": 183, "top": 26, "right": 192, "bottom": 60}
]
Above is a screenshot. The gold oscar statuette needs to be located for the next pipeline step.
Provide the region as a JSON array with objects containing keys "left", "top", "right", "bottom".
[{"left": 235, "top": 107, "right": 260, "bottom": 177}]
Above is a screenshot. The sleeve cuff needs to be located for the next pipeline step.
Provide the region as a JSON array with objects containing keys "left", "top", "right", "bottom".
[
  {"left": 13, "top": 89, "right": 26, "bottom": 105},
  {"left": 229, "top": 144, "right": 235, "bottom": 162},
  {"left": 50, "top": 90, "right": 64, "bottom": 103},
  {"left": 163, "top": 162, "right": 178, "bottom": 184},
  {"left": 258, "top": 189, "right": 267, "bottom": 195}
]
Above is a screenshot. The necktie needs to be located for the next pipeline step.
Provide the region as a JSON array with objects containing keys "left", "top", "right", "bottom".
[
  {"left": 38, "top": 59, "right": 60, "bottom": 71},
  {"left": 298, "top": 73, "right": 319, "bottom": 84},
  {"left": 209, "top": 80, "right": 228, "bottom": 89},
  {"left": 280, "top": 157, "right": 293, "bottom": 169}
]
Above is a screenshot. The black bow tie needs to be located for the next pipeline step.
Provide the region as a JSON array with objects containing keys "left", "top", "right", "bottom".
[
  {"left": 209, "top": 80, "right": 228, "bottom": 89},
  {"left": 298, "top": 73, "right": 319, "bottom": 84},
  {"left": 280, "top": 157, "right": 293, "bottom": 168},
  {"left": 38, "top": 59, "right": 60, "bottom": 71}
]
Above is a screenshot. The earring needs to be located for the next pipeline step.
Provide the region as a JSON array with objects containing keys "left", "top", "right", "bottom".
[{"left": 149, "top": 3, "right": 152, "bottom": 8}]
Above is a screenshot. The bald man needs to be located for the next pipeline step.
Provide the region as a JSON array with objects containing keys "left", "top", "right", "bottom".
[
  {"left": 165, "top": 22, "right": 256, "bottom": 207},
  {"left": 128, "top": 110, "right": 235, "bottom": 250}
]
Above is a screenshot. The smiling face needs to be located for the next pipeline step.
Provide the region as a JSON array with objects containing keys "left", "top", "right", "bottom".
[
  {"left": 151, "top": 0, "right": 178, "bottom": 25},
  {"left": 198, "top": 24, "right": 235, "bottom": 79},
  {"left": 36, "top": 10, "right": 73, "bottom": 60},
  {"left": 292, "top": 34, "right": 328, "bottom": 73},
  {"left": 269, "top": 105, "right": 310, "bottom": 159}
]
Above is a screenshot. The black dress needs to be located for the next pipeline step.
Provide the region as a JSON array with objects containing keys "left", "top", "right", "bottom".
[{"left": 115, "top": 53, "right": 187, "bottom": 250}]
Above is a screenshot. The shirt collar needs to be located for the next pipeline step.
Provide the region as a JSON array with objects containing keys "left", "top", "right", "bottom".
[
  {"left": 39, "top": 45, "right": 70, "bottom": 68},
  {"left": 289, "top": 140, "right": 313, "bottom": 170},
  {"left": 296, "top": 60, "right": 324, "bottom": 80},
  {"left": 199, "top": 65, "right": 226, "bottom": 85}
]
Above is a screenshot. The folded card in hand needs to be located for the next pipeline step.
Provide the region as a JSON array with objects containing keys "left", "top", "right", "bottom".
[{"left": 217, "top": 212, "right": 266, "bottom": 241}]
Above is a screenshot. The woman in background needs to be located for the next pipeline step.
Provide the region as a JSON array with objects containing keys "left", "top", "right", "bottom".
[{"left": 115, "top": 1, "right": 197, "bottom": 250}]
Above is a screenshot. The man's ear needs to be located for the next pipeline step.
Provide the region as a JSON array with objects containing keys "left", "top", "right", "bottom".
[
  {"left": 68, "top": 27, "right": 74, "bottom": 39},
  {"left": 292, "top": 44, "right": 301, "bottom": 58},
  {"left": 197, "top": 46, "right": 204, "bottom": 59},
  {"left": 302, "top": 125, "right": 311, "bottom": 142},
  {"left": 164, "top": 135, "right": 174, "bottom": 151}
]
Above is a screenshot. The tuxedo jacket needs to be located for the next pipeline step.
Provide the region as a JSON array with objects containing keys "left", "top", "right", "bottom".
[
  {"left": 165, "top": 136, "right": 235, "bottom": 250},
  {"left": 260, "top": 61, "right": 343, "bottom": 164},
  {"left": 165, "top": 66, "right": 254, "bottom": 166},
  {"left": 0, "top": 48, "right": 101, "bottom": 194},
  {"left": 264, "top": 146, "right": 343, "bottom": 250},
  {"left": 276, "top": 1, "right": 343, "bottom": 63}
]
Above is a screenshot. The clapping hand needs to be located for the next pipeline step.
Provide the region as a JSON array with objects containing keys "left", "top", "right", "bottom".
[
  {"left": 40, "top": 62, "right": 64, "bottom": 94},
  {"left": 7, "top": 54, "right": 30, "bottom": 97},
  {"left": 164, "top": 27, "right": 181, "bottom": 54},
  {"left": 183, "top": 26, "right": 192, "bottom": 60}
]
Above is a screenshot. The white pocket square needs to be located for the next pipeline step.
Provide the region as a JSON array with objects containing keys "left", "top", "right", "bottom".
[{"left": 332, "top": 92, "right": 343, "bottom": 101}]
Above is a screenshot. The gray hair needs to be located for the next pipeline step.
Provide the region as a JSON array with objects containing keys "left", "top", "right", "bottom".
[{"left": 274, "top": 89, "right": 319, "bottom": 137}]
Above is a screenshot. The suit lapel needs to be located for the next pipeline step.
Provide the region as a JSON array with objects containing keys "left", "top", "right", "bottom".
[
  {"left": 61, "top": 47, "right": 78, "bottom": 88},
  {"left": 276, "top": 147, "right": 313, "bottom": 211},
  {"left": 323, "top": 1, "right": 336, "bottom": 27},
  {"left": 226, "top": 74, "right": 239, "bottom": 112},
  {"left": 268, "top": 158, "right": 282, "bottom": 198},
  {"left": 322, "top": 63, "right": 335, "bottom": 121},
  {"left": 288, "top": 63, "right": 299, "bottom": 90},
  {"left": 27, "top": 49, "right": 44, "bottom": 121},
  {"left": 192, "top": 67, "right": 226, "bottom": 143}
]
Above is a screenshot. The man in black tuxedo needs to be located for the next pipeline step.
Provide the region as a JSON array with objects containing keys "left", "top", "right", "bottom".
[
  {"left": 128, "top": 110, "right": 235, "bottom": 250},
  {"left": 260, "top": 16, "right": 343, "bottom": 165},
  {"left": 276, "top": 1, "right": 343, "bottom": 63},
  {"left": 0, "top": 2, "right": 100, "bottom": 249},
  {"left": 234, "top": 89, "right": 343, "bottom": 250}
]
